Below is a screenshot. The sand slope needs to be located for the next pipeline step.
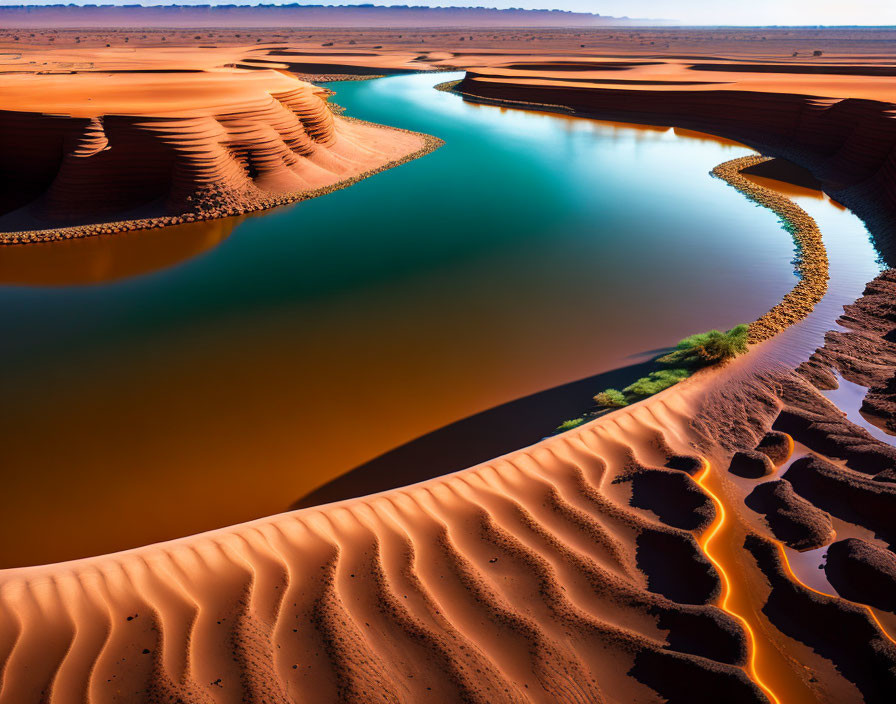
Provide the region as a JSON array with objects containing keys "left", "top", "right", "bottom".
[
  {"left": 0, "top": 68, "right": 430, "bottom": 242},
  {"left": 0, "top": 379, "right": 770, "bottom": 703},
  {"left": 2, "top": 355, "right": 895, "bottom": 702}
]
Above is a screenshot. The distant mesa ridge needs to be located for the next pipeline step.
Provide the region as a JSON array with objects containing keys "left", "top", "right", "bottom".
[{"left": 0, "top": 4, "right": 667, "bottom": 28}]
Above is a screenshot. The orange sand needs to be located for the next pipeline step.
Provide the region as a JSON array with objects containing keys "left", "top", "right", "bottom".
[{"left": 0, "top": 49, "right": 434, "bottom": 242}]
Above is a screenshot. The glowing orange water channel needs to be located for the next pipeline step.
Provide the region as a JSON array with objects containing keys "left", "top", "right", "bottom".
[
  {"left": 695, "top": 459, "right": 784, "bottom": 704},
  {"left": 775, "top": 538, "right": 896, "bottom": 647},
  {"left": 695, "top": 457, "right": 896, "bottom": 703}
]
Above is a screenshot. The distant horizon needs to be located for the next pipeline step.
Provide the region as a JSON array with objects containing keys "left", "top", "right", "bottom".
[
  {"left": 1, "top": 1, "right": 895, "bottom": 27},
  {"left": 0, "top": 4, "right": 668, "bottom": 29}
]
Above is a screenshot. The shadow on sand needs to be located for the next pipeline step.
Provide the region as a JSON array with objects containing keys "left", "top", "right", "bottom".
[{"left": 290, "top": 355, "right": 663, "bottom": 510}]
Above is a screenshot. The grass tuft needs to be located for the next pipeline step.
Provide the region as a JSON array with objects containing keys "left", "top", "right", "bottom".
[
  {"left": 555, "top": 417, "right": 586, "bottom": 433},
  {"left": 656, "top": 324, "right": 749, "bottom": 368},
  {"left": 589, "top": 324, "right": 749, "bottom": 414},
  {"left": 622, "top": 368, "right": 691, "bottom": 397},
  {"left": 559, "top": 324, "right": 750, "bottom": 436},
  {"left": 593, "top": 388, "right": 629, "bottom": 408}
]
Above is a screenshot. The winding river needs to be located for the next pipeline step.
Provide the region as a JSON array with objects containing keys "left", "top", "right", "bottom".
[{"left": 0, "top": 72, "right": 881, "bottom": 567}]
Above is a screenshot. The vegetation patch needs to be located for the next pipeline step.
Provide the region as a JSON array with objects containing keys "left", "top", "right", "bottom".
[
  {"left": 592, "top": 389, "right": 628, "bottom": 409},
  {"left": 555, "top": 417, "right": 587, "bottom": 432},
  {"left": 552, "top": 153, "right": 829, "bottom": 436},
  {"left": 554, "top": 325, "right": 749, "bottom": 434},
  {"left": 656, "top": 324, "right": 749, "bottom": 367},
  {"left": 622, "top": 368, "right": 692, "bottom": 398}
]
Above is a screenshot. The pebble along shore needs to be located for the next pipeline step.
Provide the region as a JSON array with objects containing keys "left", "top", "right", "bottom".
[
  {"left": 0, "top": 118, "right": 443, "bottom": 245},
  {"left": 713, "top": 155, "right": 830, "bottom": 344}
]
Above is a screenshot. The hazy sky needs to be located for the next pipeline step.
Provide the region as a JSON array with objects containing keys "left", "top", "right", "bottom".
[{"left": 4, "top": 1, "right": 895, "bottom": 25}]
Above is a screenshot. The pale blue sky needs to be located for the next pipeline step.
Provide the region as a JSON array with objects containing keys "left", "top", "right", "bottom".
[{"left": 3, "top": 1, "right": 894, "bottom": 25}]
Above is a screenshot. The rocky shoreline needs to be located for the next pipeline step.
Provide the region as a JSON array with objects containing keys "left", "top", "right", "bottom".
[
  {"left": 0, "top": 118, "right": 443, "bottom": 246},
  {"left": 712, "top": 155, "right": 830, "bottom": 343}
]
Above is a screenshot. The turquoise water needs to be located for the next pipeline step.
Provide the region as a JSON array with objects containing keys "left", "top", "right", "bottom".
[{"left": 0, "top": 72, "right": 880, "bottom": 566}]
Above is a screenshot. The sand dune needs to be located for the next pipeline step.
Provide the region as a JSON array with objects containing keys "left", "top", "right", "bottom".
[
  {"left": 0, "top": 377, "right": 767, "bottom": 703},
  {"left": 0, "top": 67, "right": 434, "bottom": 242},
  {"left": 2, "top": 352, "right": 895, "bottom": 702}
]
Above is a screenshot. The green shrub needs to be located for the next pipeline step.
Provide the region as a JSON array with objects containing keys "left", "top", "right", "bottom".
[
  {"left": 552, "top": 323, "right": 750, "bottom": 435},
  {"left": 657, "top": 324, "right": 749, "bottom": 368},
  {"left": 593, "top": 388, "right": 629, "bottom": 408},
  {"left": 623, "top": 368, "right": 691, "bottom": 398},
  {"left": 556, "top": 417, "right": 586, "bottom": 432}
]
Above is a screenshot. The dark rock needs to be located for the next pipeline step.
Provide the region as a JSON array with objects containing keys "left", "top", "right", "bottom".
[
  {"left": 728, "top": 450, "right": 774, "bottom": 478},
  {"left": 784, "top": 454, "right": 896, "bottom": 546},
  {"left": 755, "top": 431, "right": 792, "bottom": 465},
  {"left": 745, "top": 479, "right": 834, "bottom": 550},
  {"left": 745, "top": 534, "right": 896, "bottom": 703},
  {"left": 875, "top": 468, "right": 896, "bottom": 483},
  {"left": 774, "top": 407, "right": 896, "bottom": 475},
  {"left": 654, "top": 604, "right": 747, "bottom": 666},
  {"left": 861, "top": 386, "right": 896, "bottom": 434},
  {"left": 636, "top": 526, "right": 720, "bottom": 605},
  {"left": 796, "top": 358, "right": 839, "bottom": 389},
  {"left": 630, "top": 647, "right": 766, "bottom": 704},
  {"left": 626, "top": 468, "right": 715, "bottom": 531},
  {"left": 665, "top": 454, "right": 705, "bottom": 476},
  {"left": 825, "top": 538, "right": 896, "bottom": 613}
]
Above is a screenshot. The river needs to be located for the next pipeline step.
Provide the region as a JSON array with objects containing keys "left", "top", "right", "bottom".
[{"left": 0, "top": 72, "right": 880, "bottom": 566}]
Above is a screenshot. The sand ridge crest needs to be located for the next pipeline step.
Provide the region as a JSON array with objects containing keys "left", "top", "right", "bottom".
[
  {"left": 0, "top": 375, "right": 770, "bottom": 703},
  {"left": 0, "top": 64, "right": 434, "bottom": 242}
]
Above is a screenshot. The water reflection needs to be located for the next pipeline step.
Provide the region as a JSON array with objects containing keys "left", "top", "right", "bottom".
[
  {"left": 0, "top": 216, "right": 244, "bottom": 286},
  {"left": 742, "top": 173, "right": 827, "bottom": 201}
]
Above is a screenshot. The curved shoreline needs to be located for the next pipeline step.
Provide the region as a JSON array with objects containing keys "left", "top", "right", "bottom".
[
  {"left": 712, "top": 155, "right": 829, "bottom": 343},
  {"left": 435, "top": 78, "right": 575, "bottom": 114},
  {"left": 440, "top": 79, "right": 831, "bottom": 346},
  {"left": 0, "top": 117, "right": 443, "bottom": 245}
]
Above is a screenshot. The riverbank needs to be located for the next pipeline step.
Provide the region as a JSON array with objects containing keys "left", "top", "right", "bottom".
[
  {"left": 550, "top": 153, "right": 831, "bottom": 433},
  {"left": 0, "top": 120, "right": 441, "bottom": 244},
  {"left": 0, "top": 68, "right": 442, "bottom": 245},
  {"left": 453, "top": 61, "right": 896, "bottom": 267},
  {"left": 443, "top": 77, "right": 831, "bottom": 345},
  {"left": 713, "top": 156, "right": 829, "bottom": 343}
]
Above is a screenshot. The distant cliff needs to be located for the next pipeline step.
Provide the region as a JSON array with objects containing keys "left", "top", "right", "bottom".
[{"left": 0, "top": 4, "right": 667, "bottom": 28}]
